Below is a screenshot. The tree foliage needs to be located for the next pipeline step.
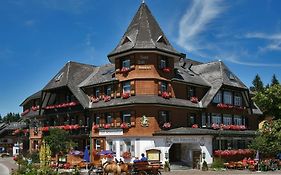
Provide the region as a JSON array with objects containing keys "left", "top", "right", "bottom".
[
  {"left": 271, "top": 74, "right": 279, "bottom": 86},
  {"left": 252, "top": 74, "right": 264, "bottom": 92},
  {"left": 250, "top": 119, "right": 281, "bottom": 157},
  {"left": 44, "top": 128, "right": 76, "bottom": 156},
  {"left": 1, "top": 112, "right": 20, "bottom": 123},
  {"left": 253, "top": 84, "right": 281, "bottom": 119}
]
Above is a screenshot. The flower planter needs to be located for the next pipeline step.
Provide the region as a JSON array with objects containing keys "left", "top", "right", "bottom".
[
  {"left": 190, "top": 97, "right": 198, "bottom": 103},
  {"left": 120, "top": 67, "right": 130, "bottom": 74},
  {"left": 161, "top": 91, "right": 170, "bottom": 99},
  {"left": 103, "top": 96, "right": 111, "bottom": 102},
  {"left": 162, "top": 122, "right": 171, "bottom": 129},
  {"left": 122, "top": 93, "right": 130, "bottom": 99},
  {"left": 162, "top": 67, "right": 171, "bottom": 73}
]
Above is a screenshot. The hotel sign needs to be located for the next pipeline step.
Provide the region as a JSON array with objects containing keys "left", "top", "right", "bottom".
[{"left": 99, "top": 129, "right": 123, "bottom": 136}]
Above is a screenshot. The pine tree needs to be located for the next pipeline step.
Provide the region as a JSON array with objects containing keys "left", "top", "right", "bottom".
[
  {"left": 271, "top": 74, "right": 279, "bottom": 86},
  {"left": 252, "top": 74, "right": 264, "bottom": 92}
]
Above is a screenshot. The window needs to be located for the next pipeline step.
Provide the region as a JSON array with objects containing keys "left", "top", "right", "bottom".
[
  {"left": 122, "top": 111, "right": 131, "bottom": 123},
  {"left": 211, "top": 113, "right": 221, "bottom": 124},
  {"left": 105, "top": 113, "right": 112, "bottom": 124},
  {"left": 108, "top": 140, "right": 113, "bottom": 151},
  {"left": 234, "top": 115, "right": 243, "bottom": 125},
  {"left": 123, "top": 81, "right": 131, "bottom": 93},
  {"left": 201, "top": 113, "right": 207, "bottom": 127},
  {"left": 187, "top": 86, "right": 196, "bottom": 99},
  {"left": 159, "top": 111, "right": 169, "bottom": 122},
  {"left": 95, "top": 88, "right": 100, "bottom": 98},
  {"left": 223, "top": 91, "right": 233, "bottom": 104},
  {"left": 223, "top": 114, "right": 232, "bottom": 125},
  {"left": 94, "top": 114, "right": 100, "bottom": 124},
  {"left": 125, "top": 140, "right": 131, "bottom": 152},
  {"left": 159, "top": 59, "right": 167, "bottom": 69},
  {"left": 122, "top": 59, "right": 130, "bottom": 68},
  {"left": 213, "top": 91, "right": 222, "bottom": 103},
  {"left": 161, "top": 81, "right": 167, "bottom": 92},
  {"left": 234, "top": 93, "right": 242, "bottom": 106},
  {"left": 105, "top": 86, "right": 112, "bottom": 96},
  {"left": 188, "top": 113, "right": 196, "bottom": 126}
]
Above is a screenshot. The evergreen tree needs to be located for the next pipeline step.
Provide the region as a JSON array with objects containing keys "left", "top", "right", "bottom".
[
  {"left": 252, "top": 74, "right": 264, "bottom": 92},
  {"left": 271, "top": 74, "right": 279, "bottom": 86}
]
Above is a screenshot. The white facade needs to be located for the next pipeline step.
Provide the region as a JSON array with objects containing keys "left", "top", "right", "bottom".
[{"left": 103, "top": 135, "right": 213, "bottom": 166}]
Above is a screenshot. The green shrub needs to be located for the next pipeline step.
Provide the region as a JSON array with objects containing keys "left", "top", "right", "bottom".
[{"left": 211, "top": 158, "right": 224, "bottom": 169}]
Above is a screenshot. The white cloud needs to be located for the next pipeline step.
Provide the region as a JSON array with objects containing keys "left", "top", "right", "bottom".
[
  {"left": 245, "top": 32, "right": 281, "bottom": 52},
  {"left": 177, "top": 0, "right": 225, "bottom": 51}
]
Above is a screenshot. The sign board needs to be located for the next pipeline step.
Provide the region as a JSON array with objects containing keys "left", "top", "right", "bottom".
[
  {"left": 99, "top": 129, "right": 123, "bottom": 136},
  {"left": 146, "top": 149, "right": 161, "bottom": 162}
]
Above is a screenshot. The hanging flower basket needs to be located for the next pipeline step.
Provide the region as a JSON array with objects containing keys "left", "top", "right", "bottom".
[
  {"left": 122, "top": 92, "right": 130, "bottom": 99},
  {"left": 161, "top": 91, "right": 170, "bottom": 99}
]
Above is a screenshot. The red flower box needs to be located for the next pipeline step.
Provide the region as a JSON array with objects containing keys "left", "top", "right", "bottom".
[
  {"left": 31, "top": 105, "right": 40, "bottom": 111},
  {"left": 120, "top": 67, "right": 130, "bottom": 73},
  {"left": 121, "top": 122, "right": 129, "bottom": 129},
  {"left": 122, "top": 151, "right": 131, "bottom": 159},
  {"left": 122, "top": 92, "right": 130, "bottom": 99},
  {"left": 93, "top": 124, "right": 99, "bottom": 130},
  {"left": 191, "top": 96, "right": 198, "bottom": 103},
  {"left": 192, "top": 124, "right": 198, "bottom": 128},
  {"left": 104, "top": 124, "right": 111, "bottom": 129},
  {"left": 162, "top": 67, "right": 171, "bottom": 73},
  {"left": 103, "top": 96, "right": 111, "bottom": 102},
  {"left": 21, "top": 109, "right": 30, "bottom": 116},
  {"left": 163, "top": 122, "right": 171, "bottom": 129},
  {"left": 212, "top": 123, "right": 220, "bottom": 130},
  {"left": 161, "top": 91, "right": 170, "bottom": 99}
]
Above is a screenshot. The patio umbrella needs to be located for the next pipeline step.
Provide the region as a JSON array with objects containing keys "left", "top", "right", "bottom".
[
  {"left": 83, "top": 146, "right": 90, "bottom": 162},
  {"left": 97, "top": 150, "right": 116, "bottom": 156}
]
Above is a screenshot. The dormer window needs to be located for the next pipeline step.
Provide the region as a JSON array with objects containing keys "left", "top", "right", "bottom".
[
  {"left": 156, "top": 35, "right": 167, "bottom": 45},
  {"left": 187, "top": 86, "right": 196, "bottom": 100}
]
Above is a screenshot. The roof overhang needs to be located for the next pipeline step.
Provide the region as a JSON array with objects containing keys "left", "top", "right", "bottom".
[{"left": 107, "top": 49, "right": 183, "bottom": 63}]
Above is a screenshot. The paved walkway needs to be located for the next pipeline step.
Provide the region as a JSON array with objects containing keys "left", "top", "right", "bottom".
[{"left": 0, "top": 157, "right": 18, "bottom": 175}]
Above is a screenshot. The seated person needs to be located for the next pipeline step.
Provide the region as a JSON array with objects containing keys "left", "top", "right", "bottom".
[{"left": 140, "top": 153, "right": 148, "bottom": 162}]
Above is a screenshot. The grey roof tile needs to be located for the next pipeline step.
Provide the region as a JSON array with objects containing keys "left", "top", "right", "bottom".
[
  {"left": 108, "top": 3, "right": 181, "bottom": 58},
  {"left": 42, "top": 61, "right": 96, "bottom": 108}
]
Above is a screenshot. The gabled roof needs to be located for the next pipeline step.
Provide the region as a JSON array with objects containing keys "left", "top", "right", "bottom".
[
  {"left": 42, "top": 61, "right": 96, "bottom": 108},
  {"left": 79, "top": 64, "right": 117, "bottom": 88},
  {"left": 20, "top": 91, "right": 41, "bottom": 106},
  {"left": 108, "top": 2, "right": 181, "bottom": 60},
  {"left": 192, "top": 61, "right": 248, "bottom": 107}
]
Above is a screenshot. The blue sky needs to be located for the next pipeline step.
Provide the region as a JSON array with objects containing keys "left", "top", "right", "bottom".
[{"left": 0, "top": 0, "right": 281, "bottom": 116}]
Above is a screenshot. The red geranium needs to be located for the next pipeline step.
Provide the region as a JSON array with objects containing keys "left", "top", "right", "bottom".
[{"left": 161, "top": 91, "right": 170, "bottom": 99}]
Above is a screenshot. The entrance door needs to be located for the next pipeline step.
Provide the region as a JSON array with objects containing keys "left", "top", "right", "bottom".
[
  {"left": 169, "top": 143, "right": 181, "bottom": 163},
  {"left": 192, "top": 151, "right": 201, "bottom": 169}
]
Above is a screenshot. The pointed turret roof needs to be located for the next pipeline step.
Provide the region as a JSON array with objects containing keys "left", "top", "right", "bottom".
[{"left": 108, "top": 2, "right": 182, "bottom": 61}]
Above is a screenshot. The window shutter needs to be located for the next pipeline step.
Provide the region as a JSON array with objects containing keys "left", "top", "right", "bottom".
[
  {"left": 116, "top": 112, "right": 121, "bottom": 126},
  {"left": 168, "top": 83, "right": 172, "bottom": 97},
  {"left": 131, "top": 110, "right": 136, "bottom": 126},
  {"left": 158, "top": 81, "right": 162, "bottom": 95},
  {"left": 116, "top": 83, "right": 121, "bottom": 97},
  {"left": 130, "top": 80, "right": 135, "bottom": 96}
]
